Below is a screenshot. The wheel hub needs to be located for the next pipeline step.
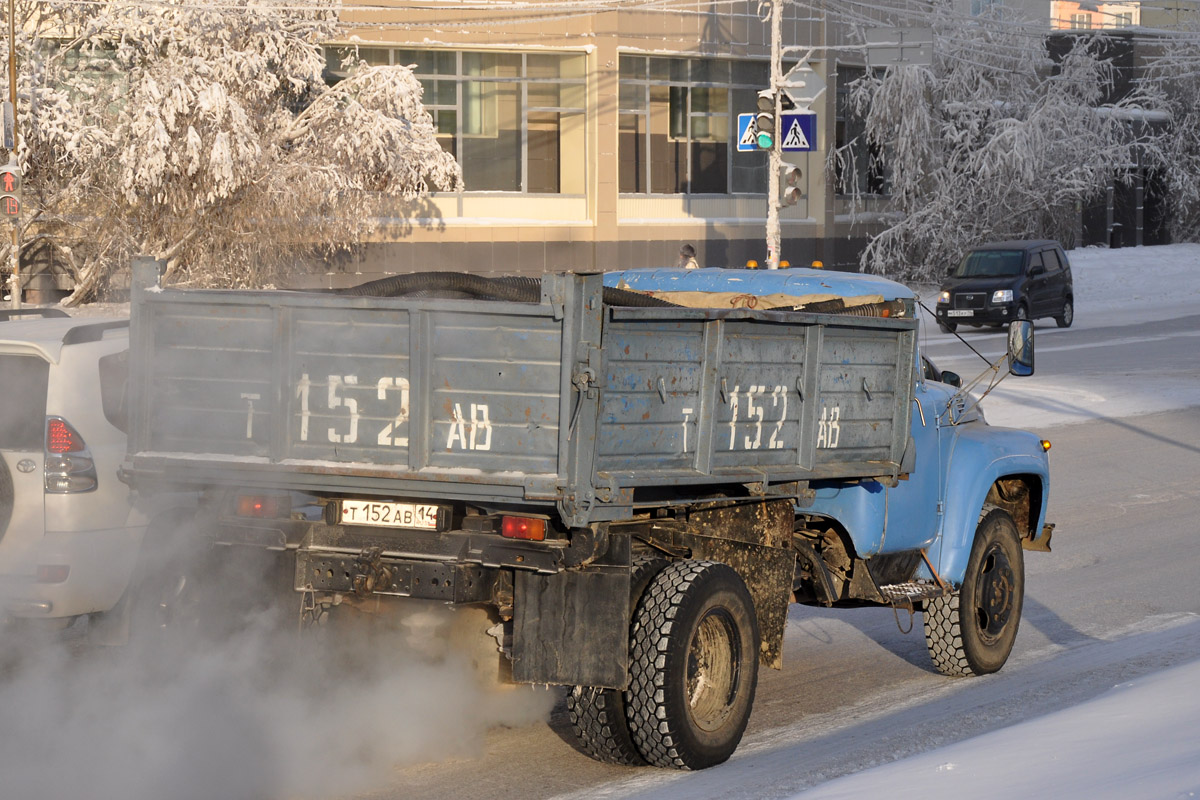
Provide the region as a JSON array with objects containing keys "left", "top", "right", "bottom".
[
  {"left": 973, "top": 545, "right": 1016, "bottom": 644},
  {"left": 686, "top": 608, "right": 740, "bottom": 732}
]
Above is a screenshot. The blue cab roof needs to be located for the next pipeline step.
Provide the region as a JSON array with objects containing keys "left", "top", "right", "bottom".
[{"left": 603, "top": 267, "right": 916, "bottom": 301}]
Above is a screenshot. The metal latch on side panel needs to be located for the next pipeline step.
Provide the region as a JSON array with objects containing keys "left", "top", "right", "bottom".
[
  {"left": 568, "top": 350, "right": 600, "bottom": 440},
  {"left": 573, "top": 345, "right": 602, "bottom": 400}
]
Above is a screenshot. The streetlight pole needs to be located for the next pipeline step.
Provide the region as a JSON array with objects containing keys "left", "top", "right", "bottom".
[{"left": 7, "top": 0, "right": 18, "bottom": 309}]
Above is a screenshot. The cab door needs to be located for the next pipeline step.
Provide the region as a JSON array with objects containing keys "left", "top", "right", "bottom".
[{"left": 882, "top": 377, "right": 943, "bottom": 552}]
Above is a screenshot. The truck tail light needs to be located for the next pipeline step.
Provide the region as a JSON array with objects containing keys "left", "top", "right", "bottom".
[
  {"left": 501, "top": 515, "right": 546, "bottom": 541},
  {"left": 235, "top": 494, "right": 288, "bottom": 518},
  {"left": 44, "top": 417, "right": 98, "bottom": 493}
]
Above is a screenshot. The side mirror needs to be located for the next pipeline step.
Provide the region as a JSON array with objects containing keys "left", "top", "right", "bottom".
[
  {"left": 940, "top": 370, "right": 962, "bottom": 388},
  {"left": 1028, "top": 264, "right": 1045, "bottom": 277},
  {"left": 1008, "top": 320, "right": 1034, "bottom": 376}
]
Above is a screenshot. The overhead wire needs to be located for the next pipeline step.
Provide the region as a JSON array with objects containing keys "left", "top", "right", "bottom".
[{"left": 26, "top": 0, "right": 1200, "bottom": 77}]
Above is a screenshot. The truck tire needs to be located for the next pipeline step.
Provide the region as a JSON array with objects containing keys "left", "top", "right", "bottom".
[
  {"left": 626, "top": 560, "right": 759, "bottom": 769},
  {"left": 924, "top": 507, "right": 1024, "bottom": 677},
  {"left": 567, "top": 554, "right": 668, "bottom": 765}
]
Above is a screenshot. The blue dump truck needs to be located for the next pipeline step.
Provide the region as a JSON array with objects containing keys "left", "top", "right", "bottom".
[{"left": 120, "top": 261, "right": 1051, "bottom": 770}]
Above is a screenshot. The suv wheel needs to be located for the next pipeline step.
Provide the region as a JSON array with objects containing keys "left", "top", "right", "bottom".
[
  {"left": 938, "top": 320, "right": 957, "bottom": 334},
  {"left": 1056, "top": 298, "right": 1073, "bottom": 328},
  {"left": 1014, "top": 304, "right": 1029, "bottom": 323}
]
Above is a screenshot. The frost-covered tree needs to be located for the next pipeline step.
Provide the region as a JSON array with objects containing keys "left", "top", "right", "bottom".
[
  {"left": 1137, "top": 25, "right": 1200, "bottom": 242},
  {"left": 6, "top": 0, "right": 460, "bottom": 304},
  {"left": 837, "top": 16, "right": 1150, "bottom": 281}
]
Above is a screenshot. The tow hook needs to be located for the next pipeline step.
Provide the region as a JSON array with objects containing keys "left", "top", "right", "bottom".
[{"left": 352, "top": 546, "right": 393, "bottom": 597}]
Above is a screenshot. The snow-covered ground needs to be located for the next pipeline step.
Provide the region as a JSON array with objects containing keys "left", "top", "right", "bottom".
[
  {"left": 914, "top": 243, "right": 1200, "bottom": 429},
  {"left": 795, "top": 651, "right": 1200, "bottom": 799},
  {"left": 793, "top": 243, "right": 1200, "bottom": 800}
]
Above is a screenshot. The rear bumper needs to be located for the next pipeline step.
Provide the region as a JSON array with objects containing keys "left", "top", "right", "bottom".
[
  {"left": 296, "top": 550, "right": 497, "bottom": 603},
  {"left": 1, "top": 526, "right": 144, "bottom": 619}
]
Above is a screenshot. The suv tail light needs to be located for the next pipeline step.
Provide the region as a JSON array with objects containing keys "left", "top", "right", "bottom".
[{"left": 44, "top": 416, "right": 98, "bottom": 493}]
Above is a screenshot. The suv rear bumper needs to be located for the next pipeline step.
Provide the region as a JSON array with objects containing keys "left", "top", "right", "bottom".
[{"left": 1, "top": 526, "right": 144, "bottom": 619}]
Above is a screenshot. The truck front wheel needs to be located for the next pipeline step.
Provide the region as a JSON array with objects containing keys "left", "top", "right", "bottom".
[
  {"left": 924, "top": 507, "right": 1025, "bottom": 677},
  {"left": 625, "top": 560, "right": 760, "bottom": 769}
]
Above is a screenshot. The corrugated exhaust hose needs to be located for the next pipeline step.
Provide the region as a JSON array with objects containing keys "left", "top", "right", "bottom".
[
  {"left": 765, "top": 298, "right": 908, "bottom": 318},
  {"left": 336, "top": 272, "right": 678, "bottom": 307},
  {"left": 336, "top": 271, "right": 540, "bottom": 302}
]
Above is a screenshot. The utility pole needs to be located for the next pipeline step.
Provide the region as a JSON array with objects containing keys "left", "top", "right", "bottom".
[
  {"left": 765, "top": 0, "right": 783, "bottom": 270},
  {"left": 6, "top": 0, "right": 18, "bottom": 309}
]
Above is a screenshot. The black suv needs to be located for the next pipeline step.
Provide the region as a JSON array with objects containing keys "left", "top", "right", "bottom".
[{"left": 935, "top": 240, "right": 1074, "bottom": 333}]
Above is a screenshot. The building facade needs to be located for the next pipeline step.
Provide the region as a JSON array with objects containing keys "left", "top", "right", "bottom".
[{"left": 322, "top": 2, "right": 870, "bottom": 283}]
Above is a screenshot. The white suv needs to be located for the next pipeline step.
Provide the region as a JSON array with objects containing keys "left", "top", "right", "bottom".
[{"left": 0, "top": 309, "right": 146, "bottom": 630}]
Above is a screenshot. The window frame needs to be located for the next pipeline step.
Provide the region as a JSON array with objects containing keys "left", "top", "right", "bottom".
[
  {"left": 618, "top": 54, "right": 768, "bottom": 197},
  {"left": 325, "top": 46, "right": 587, "bottom": 196}
]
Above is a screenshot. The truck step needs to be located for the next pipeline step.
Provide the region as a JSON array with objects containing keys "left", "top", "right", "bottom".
[{"left": 877, "top": 581, "right": 948, "bottom": 606}]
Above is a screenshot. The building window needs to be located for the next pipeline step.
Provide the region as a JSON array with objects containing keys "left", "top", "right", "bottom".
[
  {"left": 619, "top": 56, "right": 769, "bottom": 195},
  {"left": 1070, "top": 13, "right": 1092, "bottom": 28},
  {"left": 325, "top": 47, "right": 586, "bottom": 194},
  {"left": 971, "top": 0, "right": 1003, "bottom": 16},
  {"left": 1111, "top": 11, "right": 1133, "bottom": 26},
  {"left": 834, "top": 65, "right": 887, "bottom": 196}
]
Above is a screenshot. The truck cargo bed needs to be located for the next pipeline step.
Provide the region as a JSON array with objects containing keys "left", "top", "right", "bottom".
[{"left": 125, "top": 269, "right": 916, "bottom": 527}]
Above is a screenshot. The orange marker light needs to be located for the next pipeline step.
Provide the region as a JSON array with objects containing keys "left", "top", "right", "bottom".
[
  {"left": 1041, "top": 439, "right": 1052, "bottom": 452},
  {"left": 501, "top": 516, "right": 546, "bottom": 541}
]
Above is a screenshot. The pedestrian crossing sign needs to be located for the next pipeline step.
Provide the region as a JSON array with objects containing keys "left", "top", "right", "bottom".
[
  {"left": 780, "top": 112, "right": 817, "bottom": 152},
  {"left": 736, "top": 114, "right": 759, "bottom": 152}
]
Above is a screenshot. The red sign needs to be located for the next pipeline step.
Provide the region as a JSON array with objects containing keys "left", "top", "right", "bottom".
[
  {"left": 1, "top": 172, "right": 14, "bottom": 193},
  {"left": 2, "top": 195, "right": 18, "bottom": 216}
]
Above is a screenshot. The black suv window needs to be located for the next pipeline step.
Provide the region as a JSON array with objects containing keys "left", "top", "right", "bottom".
[
  {"left": 1027, "top": 251, "right": 1045, "bottom": 274},
  {"left": 1043, "top": 249, "right": 1063, "bottom": 273},
  {"left": 0, "top": 355, "right": 50, "bottom": 449}
]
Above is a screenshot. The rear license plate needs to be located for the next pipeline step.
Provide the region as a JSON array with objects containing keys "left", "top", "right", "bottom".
[
  {"left": 947, "top": 309, "right": 974, "bottom": 317},
  {"left": 340, "top": 500, "right": 440, "bottom": 530}
]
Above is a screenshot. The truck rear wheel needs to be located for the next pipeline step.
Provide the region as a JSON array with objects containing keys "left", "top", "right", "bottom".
[
  {"left": 625, "top": 560, "right": 759, "bottom": 769},
  {"left": 924, "top": 507, "right": 1024, "bottom": 676},
  {"left": 567, "top": 554, "right": 668, "bottom": 765}
]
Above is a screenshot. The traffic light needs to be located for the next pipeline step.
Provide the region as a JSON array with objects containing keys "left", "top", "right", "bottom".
[
  {"left": 755, "top": 90, "right": 777, "bottom": 150},
  {"left": 0, "top": 162, "right": 21, "bottom": 221},
  {"left": 781, "top": 164, "right": 803, "bottom": 206},
  {"left": 754, "top": 89, "right": 797, "bottom": 150}
]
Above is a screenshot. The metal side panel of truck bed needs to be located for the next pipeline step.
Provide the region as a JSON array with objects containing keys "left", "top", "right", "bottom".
[{"left": 123, "top": 267, "right": 917, "bottom": 528}]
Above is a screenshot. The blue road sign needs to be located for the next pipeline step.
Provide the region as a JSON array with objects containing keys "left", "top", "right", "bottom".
[
  {"left": 780, "top": 112, "right": 817, "bottom": 152},
  {"left": 736, "top": 113, "right": 759, "bottom": 152}
]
